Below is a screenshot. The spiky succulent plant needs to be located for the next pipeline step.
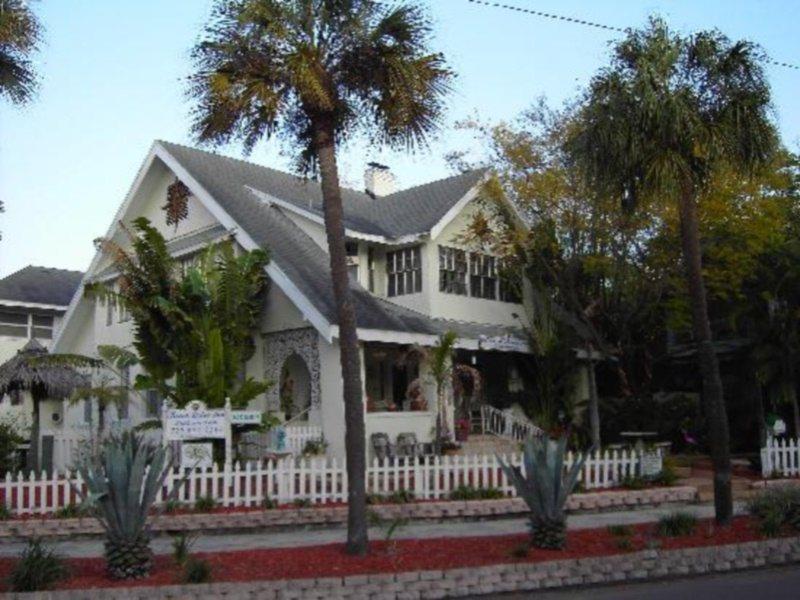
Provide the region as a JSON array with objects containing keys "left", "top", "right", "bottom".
[
  {"left": 78, "top": 432, "right": 174, "bottom": 579},
  {"left": 499, "top": 435, "right": 589, "bottom": 549}
]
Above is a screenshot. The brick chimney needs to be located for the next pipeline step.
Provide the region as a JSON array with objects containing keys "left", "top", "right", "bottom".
[{"left": 364, "top": 162, "right": 396, "bottom": 197}]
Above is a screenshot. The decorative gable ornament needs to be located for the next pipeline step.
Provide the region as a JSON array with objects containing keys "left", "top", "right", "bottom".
[{"left": 163, "top": 179, "right": 191, "bottom": 228}]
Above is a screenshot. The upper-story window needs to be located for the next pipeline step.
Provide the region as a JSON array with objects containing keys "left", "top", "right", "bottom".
[
  {"left": 387, "top": 246, "right": 422, "bottom": 296},
  {"left": 0, "top": 310, "right": 54, "bottom": 339},
  {"left": 439, "top": 246, "right": 467, "bottom": 295},
  {"left": 470, "top": 252, "right": 497, "bottom": 300},
  {"left": 0, "top": 310, "right": 29, "bottom": 338},
  {"left": 346, "top": 242, "right": 360, "bottom": 282},
  {"left": 367, "top": 247, "right": 376, "bottom": 293}
]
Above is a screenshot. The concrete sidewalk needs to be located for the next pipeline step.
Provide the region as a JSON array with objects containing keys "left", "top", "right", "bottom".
[{"left": 0, "top": 502, "right": 746, "bottom": 559}]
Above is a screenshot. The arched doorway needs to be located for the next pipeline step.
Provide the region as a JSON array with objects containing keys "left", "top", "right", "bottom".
[{"left": 279, "top": 354, "right": 311, "bottom": 421}]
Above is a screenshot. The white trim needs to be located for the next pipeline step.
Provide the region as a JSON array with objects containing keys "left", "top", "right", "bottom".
[
  {"left": 0, "top": 300, "right": 68, "bottom": 311},
  {"left": 345, "top": 326, "right": 532, "bottom": 353}
]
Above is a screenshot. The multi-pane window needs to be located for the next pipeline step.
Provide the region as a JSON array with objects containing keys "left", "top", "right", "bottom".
[
  {"left": 346, "top": 242, "right": 360, "bottom": 282},
  {"left": 0, "top": 310, "right": 28, "bottom": 337},
  {"left": 0, "top": 310, "right": 54, "bottom": 339},
  {"left": 387, "top": 246, "right": 422, "bottom": 297},
  {"left": 438, "top": 246, "right": 467, "bottom": 295},
  {"left": 470, "top": 252, "right": 497, "bottom": 300}
]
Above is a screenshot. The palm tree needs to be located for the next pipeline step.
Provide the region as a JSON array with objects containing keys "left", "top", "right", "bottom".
[
  {"left": 187, "top": 0, "right": 452, "bottom": 554},
  {"left": 568, "top": 18, "right": 777, "bottom": 523},
  {"left": 0, "top": 0, "right": 42, "bottom": 105}
]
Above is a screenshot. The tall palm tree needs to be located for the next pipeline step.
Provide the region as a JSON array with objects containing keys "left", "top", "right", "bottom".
[
  {"left": 568, "top": 18, "right": 777, "bottom": 524},
  {"left": 187, "top": 0, "right": 452, "bottom": 554},
  {"left": 0, "top": 0, "right": 42, "bottom": 105}
]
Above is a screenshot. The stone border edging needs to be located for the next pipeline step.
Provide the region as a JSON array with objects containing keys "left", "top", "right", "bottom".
[
  {"left": 0, "top": 486, "right": 697, "bottom": 540},
  {"left": 7, "top": 534, "right": 799, "bottom": 598}
]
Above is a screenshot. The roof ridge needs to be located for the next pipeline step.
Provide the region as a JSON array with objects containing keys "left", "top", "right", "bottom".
[
  {"left": 380, "top": 167, "right": 488, "bottom": 200},
  {"left": 157, "top": 140, "right": 371, "bottom": 198}
]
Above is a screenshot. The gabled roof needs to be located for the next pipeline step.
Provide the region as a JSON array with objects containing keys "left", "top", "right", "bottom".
[
  {"left": 0, "top": 266, "right": 83, "bottom": 308},
  {"left": 159, "top": 141, "right": 487, "bottom": 240}
]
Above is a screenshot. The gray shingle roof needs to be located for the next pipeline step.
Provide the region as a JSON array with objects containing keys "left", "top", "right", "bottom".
[
  {"left": 159, "top": 141, "right": 486, "bottom": 239},
  {"left": 0, "top": 266, "right": 83, "bottom": 307},
  {"left": 158, "top": 141, "right": 523, "bottom": 342}
]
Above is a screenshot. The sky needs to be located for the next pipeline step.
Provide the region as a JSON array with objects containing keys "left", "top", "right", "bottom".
[{"left": 1, "top": 0, "right": 798, "bottom": 277}]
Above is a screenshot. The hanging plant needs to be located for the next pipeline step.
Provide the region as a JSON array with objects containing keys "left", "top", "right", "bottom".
[{"left": 163, "top": 179, "right": 191, "bottom": 228}]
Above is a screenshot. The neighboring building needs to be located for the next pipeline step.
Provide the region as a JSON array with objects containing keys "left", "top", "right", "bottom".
[
  {"left": 0, "top": 266, "right": 83, "bottom": 452},
  {"left": 53, "top": 141, "right": 548, "bottom": 463}
]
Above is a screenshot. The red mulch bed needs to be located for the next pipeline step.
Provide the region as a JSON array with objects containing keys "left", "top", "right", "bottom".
[{"left": 0, "top": 516, "right": 782, "bottom": 592}]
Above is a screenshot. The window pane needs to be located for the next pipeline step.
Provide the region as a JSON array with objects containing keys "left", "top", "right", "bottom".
[
  {"left": 388, "top": 275, "right": 396, "bottom": 297},
  {"left": 0, "top": 324, "right": 27, "bottom": 337},
  {"left": 32, "top": 327, "right": 52, "bottom": 339},
  {"left": 0, "top": 311, "right": 27, "bottom": 325},
  {"left": 31, "top": 314, "right": 53, "bottom": 327}
]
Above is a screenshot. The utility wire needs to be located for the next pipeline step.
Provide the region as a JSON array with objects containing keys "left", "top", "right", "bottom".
[{"left": 465, "top": 0, "right": 799, "bottom": 71}]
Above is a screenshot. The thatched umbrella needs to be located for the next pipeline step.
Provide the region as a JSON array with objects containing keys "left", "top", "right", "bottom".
[{"left": 0, "top": 339, "right": 91, "bottom": 471}]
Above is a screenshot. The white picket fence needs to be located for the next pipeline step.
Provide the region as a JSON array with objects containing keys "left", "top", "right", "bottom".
[
  {"left": 761, "top": 438, "right": 800, "bottom": 477},
  {"left": 0, "top": 447, "right": 653, "bottom": 516}
]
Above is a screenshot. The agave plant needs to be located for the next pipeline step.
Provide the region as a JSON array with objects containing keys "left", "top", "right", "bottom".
[
  {"left": 499, "top": 435, "right": 590, "bottom": 549},
  {"left": 78, "top": 432, "right": 174, "bottom": 579}
]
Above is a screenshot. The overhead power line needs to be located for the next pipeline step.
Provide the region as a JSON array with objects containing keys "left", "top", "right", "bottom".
[{"left": 465, "top": 0, "right": 799, "bottom": 71}]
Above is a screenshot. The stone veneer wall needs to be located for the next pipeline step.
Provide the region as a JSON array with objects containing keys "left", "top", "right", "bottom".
[
  {"left": 10, "top": 536, "right": 800, "bottom": 599},
  {"left": 0, "top": 487, "right": 696, "bottom": 540}
]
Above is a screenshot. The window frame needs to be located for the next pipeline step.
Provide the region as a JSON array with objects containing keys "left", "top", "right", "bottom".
[
  {"left": 438, "top": 246, "right": 468, "bottom": 296},
  {"left": 386, "top": 246, "right": 422, "bottom": 297}
]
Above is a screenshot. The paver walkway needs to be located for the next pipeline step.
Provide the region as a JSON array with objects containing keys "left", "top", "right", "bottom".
[{"left": 0, "top": 501, "right": 746, "bottom": 559}]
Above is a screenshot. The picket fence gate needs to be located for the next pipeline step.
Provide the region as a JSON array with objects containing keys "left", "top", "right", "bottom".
[
  {"left": 0, "top": 448, "right": 651, "bottom": 516},
  {"left": 761, "top": 438, "right": 800, "bottom": 477}
]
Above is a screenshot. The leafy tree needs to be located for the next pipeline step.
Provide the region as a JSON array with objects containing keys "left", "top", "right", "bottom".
[
  {"left": 567, "top": 17, "right": 778, "bottom": 523},
  {"left": 0, "top": 0, "right": 42, "bottom": 105},
  {"left": 187, "top": 0, "right": 452, "bottom": 555},
  {"left": 0, "top": 421, "right": 22, "bottom": 475},
  {"left": 455, "top": 104, "right": 669, "bottom": 444},
  {"left": 88, "top": 217, "right": 271, "bottom": 409}
]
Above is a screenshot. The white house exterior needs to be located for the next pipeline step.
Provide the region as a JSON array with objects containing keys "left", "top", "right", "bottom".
[
  {"left": 51, "top": 141, "right": 548, "bottom": 464},
  {"left": 0, "top": 266, "right": 82, "bottom": 447}
]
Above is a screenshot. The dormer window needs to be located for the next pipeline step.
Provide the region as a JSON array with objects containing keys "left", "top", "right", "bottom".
[{"left": 387, "top": 246, "right": 422, "bottom": 296}]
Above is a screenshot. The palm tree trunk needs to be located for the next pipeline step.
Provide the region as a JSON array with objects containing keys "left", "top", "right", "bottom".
[
  {"left": 311, "top": 115, "right": 368, "bottom": 555},
  {"left": 678, "top": 185, "right": 732, "bottom": 524},
  {"left": 587, "top": 352, "right": 601, "bottom": 448}
]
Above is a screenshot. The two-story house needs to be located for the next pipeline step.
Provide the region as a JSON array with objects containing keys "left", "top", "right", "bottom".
[
  {"left": 0, "top": 265, "right": 82, "bottom": 441},
  {"left": 53, "top": 141, "right": 540, "bottom": 460}
]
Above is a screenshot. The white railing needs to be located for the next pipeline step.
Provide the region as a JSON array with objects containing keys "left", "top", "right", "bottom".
[
  {"left": 480, "top": 405, "right": 543, "bottom": 442},
  {"left": 761, "top": 438, "right": 800, "bottom": 477},
  {"left": 0, "top": 447, "right": 652, "bottom": 516}
]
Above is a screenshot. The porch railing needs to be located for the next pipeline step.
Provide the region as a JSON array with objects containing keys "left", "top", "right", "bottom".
[{"left": 479, "top": 405, "right": 542, "bottom": 442}]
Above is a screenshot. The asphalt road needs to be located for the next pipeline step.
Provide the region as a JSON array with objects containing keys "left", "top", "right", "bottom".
[{"left": 484, "top": 565, "right": 800, "bottom": 599}]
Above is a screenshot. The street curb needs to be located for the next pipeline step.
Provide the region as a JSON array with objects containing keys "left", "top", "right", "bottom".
[{"left": 6, "top": 535, "right": 800, "bottom": 598}]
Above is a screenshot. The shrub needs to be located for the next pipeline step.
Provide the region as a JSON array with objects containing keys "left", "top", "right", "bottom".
[
  {"left": 293, "top": 498, "right": 311, "bottom": 508},
  {"left": 262, "top": 496, "right": 277, "bottom": 509},
  {"left": 0, "top": 504, "right": 11, "bottom": 521},
  {"left": 164, "top": 499, "right": 183, "bottom": 514},
  {"left": 171, "top": 533, "right": 196, "bottom": 566},
  {"left": 449, "top": 485, "right": 504, "bottom": 501},
  {"left": 387, "top": 489, "right": 415, "bottom": 504},
  {"left": 8, "top": 538, "right": 69, "bottom": 592},
  {"left": 653, "top": 464, "right": 679, "bottom": 487},
  {"left": 607, "top": 524, "right": 633, "bottom": 537},
  {"left": 621, "top": 475, "right": 647, "bottom": 490},
  {"left": 0, "top": 422, "right": 22, "bottom": 477},
  {"left": 302, "top": 438, "right": 328, "bottom": 456},
  {"left": 748, "top": 487, "right": 800, "bottom": 536},
  {"left": 615, "top": 537, "right": 633, "bottom": 551},
  {"left": 655, "top": 512, "right": 697, "bottom": 537},
  {"left": 183, "top": 557, "right": 213, "bottom": 584},
  {"left": 194, "top": 496, "right": 217, "bottom": 512},
  {"left": 54, "top": 503, "right": 86, "bottom": 519}
]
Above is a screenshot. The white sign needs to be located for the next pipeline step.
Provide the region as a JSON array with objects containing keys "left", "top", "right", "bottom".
[
  {"left": 231, "top": 410, "right": 261, "bottom": 426},
  {"left": 640, "top": 451, "right": 663, "bottom": 478},
  {"left": 181, "top": 442, "right": 213, "bottom": 469},
  {"left": 164, "top": 408, "right": 226, "bottom": 441}
]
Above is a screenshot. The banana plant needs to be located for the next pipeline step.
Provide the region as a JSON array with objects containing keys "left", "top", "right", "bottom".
[{"left": 499, "top": 435, "right": 591, "bottom": 549}]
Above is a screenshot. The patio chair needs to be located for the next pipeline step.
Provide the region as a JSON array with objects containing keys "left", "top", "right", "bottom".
[
  {"left": 396, "top": 432, "right": 424, "bottom": 459},
  {"left": 370, "top": 433, "right": 396, "bottom": 462}
]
